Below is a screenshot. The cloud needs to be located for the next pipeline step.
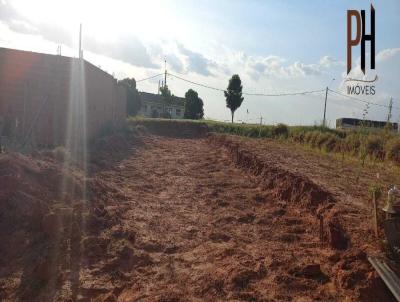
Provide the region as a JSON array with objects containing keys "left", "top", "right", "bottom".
[
  {"left": 177, "top": 43, "right": 216, "bottom": 76},
  {"left": 376, "top": 48, "right": 400, "bottom": 62},
  {"left": 319, "top": 55, "right": 344, "bottom": 68},
  {"left": 287, "top": 61, "right": 321, "bottom": 76},
  {"left": 84, "top": 36, "right": 159, "bottom": 69},
  {"left": 0, "top": 0, "right": 158, "bottom": 68},
  {"left": 165, "top": 53, "right": 184, "bottom": 73},
  {"left": 243, "top": 53, "right": 340, "bottom": 80}
]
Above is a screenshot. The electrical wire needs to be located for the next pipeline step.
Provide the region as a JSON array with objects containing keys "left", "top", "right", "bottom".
[
  {"left": 243, "top": 89, "right": 325, "bottom": 96},
  {"left": 136, "top": 73, "right": 164, "bottom": 83},
  {"left": 168, "top": 73, "right": 325, "bottom": 96},
  {"left": 168, "top": 73, "right": 224, "bottom": 92},
  {"left": 134, "top": 72, "right": 399, "bottom": 110},
  {"left": 328, "top": 88, "right": 400, "bottom": 110}
]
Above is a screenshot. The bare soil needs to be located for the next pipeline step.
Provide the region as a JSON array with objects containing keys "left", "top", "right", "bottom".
[{"left": 0, "top": 129, "right": 396, "bottom": 301}]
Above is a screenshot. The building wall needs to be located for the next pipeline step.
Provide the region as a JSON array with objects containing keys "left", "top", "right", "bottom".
[
  {"left": 140, "top": 102, "right": 184, "bottom": 119},
  {"left": 140, "top": 101, "right": 184, "bottom": 119},
  {"left": 0, "top": 47, "right": 127, "bottom": 146}
]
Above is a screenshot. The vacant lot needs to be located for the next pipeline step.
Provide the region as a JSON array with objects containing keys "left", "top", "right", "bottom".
[{"left": 0, "top": 125, "right": 396, "bottom": 301}]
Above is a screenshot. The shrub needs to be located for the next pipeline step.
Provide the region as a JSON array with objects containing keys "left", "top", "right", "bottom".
[
  {"left": 291, "top": 131, "right": 305, "bottom": 143},
  {"left": 322, "top": 133, "right": 340, "bottom": 152},
  {"left": 316, "top": 133, "right": 330, "bottom": 149},
  {"left": 247, "top": 127, "right": 260, "bottom": 138},
  {"left": 258, "top": 127, "right": 272, "bottom": 138},
  {"left": 365, "top": 135, "right": 384, "bottom": 159},
  {"left": 307, "top": 131, "right": 321, "bottom": 148},
  {"left": 344, "top": 133, "right": 361, "bottom": 154},
  {"left": 385, "top": 138, "right": 400, "bottom": 164},
  {"left": 304, "top": 131, "right": 315, "bottom": 145},
  {"left": 272, "top": 123, "right": 289, "bottom": 138}
]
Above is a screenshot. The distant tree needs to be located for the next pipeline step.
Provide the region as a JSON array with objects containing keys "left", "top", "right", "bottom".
[
  {"left": 159, "top": 85, "right": 173, "bottom": 118},
  {"left": 184, "top": 89, "right": 204, "bottom": 119},
  {"left": 118, "top": 78, "right": 141, "bottom": 116},
  {"left": 160, "top": 85, "right": 172, "bottom": 100},
  {"left": 224, "top": 74, "right": 244, "bottom": 123}
]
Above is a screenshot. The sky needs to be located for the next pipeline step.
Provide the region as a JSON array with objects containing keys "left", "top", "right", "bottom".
[{"left": 0, "top": 0, "right": 399, "bottom": 126}]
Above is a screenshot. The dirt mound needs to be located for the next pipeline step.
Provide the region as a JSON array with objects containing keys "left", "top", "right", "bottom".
[
  {"left": 130, "top": 119, "right": 208, "bottom": 138},
  {"left": 208, "top": 134, "right": 354, "bottom": 253},
  {"left": 0, "top": 132, "right": 138, "bottom": 301},
  {"left": 90, "top": 132, "right": 142, "bottom": 172},
  {"left": 208, "top": 134, "right": 334, "bottom": 210},
  {"left": 330, "top": 250, "right": 394, "bottom": 301}
]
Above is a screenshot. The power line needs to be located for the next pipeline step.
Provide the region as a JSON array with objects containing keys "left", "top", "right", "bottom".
[
  {"left": 243, "top": 89, "right": 325, "bottom": 96},
  {"left": 168, "top": 73, "right": 325, "bottom": 96},
  {"left": 136, "top": 73, "right": 164, "bottom": 83},
  {"left": 168, "top": 73, "right": 224, "bottom": 92},
  {"left": 134, "top": 72, "right": 399, "bottom": 112},
  {"left": 328, "top": 88, "right": 400, "bottom": 110}
]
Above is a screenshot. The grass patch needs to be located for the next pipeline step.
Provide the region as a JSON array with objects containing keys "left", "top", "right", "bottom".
[{"left": 127, "top": 117, "right": 400, "bottom": 165}]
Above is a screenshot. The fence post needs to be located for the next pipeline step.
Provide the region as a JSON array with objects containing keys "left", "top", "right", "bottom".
[{"left": 372, "top": 191, "right": 379, "bottom": 237}]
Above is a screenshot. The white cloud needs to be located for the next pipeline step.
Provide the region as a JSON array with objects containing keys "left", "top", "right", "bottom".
[
  {"left": 376, "top": 48, "right": 400, "bottom": 62},
  {"left": 319, "top": 55, "right": 344, "bottom": 68}
]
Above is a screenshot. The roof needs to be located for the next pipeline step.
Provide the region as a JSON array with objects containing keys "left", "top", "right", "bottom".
[
  {"left": 0, "top": 47, "right": 115, "bottom": 80},
  {"left": 139, "top": 91, "right": 185, "bottom": 107}
]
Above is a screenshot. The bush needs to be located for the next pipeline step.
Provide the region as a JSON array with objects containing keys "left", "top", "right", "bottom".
[
  {"left": 316, "top": 133, "right": 330, "bottom": 149},
  {"left": 321, "top": 133, "right": 340, "bottom": 152},
  {"left": 365, "top": 135, "right": 384, "bottom": 159},
  {"left": 291, "top": 131, "right": 305, "bottom": 143},
  {"left": 304, "top": 131, "right": 320, "bottom": 148},
  {"left": 302, "top": 131, "right": 340, "bottom": 152},
  {"left": 272, "top": 123, "right": 289, "bottom": 138},
  {"left": 385, "top": 138, "right": 400, "bottom": 164},
  {"left": 344, "top": 133, "right": 361, "bottom": 154}
]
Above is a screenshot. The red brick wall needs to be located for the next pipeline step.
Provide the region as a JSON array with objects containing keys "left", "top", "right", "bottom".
[{"left": 0, "top": 47, "right": 127, "bottom": 146}]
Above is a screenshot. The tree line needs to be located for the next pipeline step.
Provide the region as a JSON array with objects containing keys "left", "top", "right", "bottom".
[{"left": 118, "top": 74, "right": 244, "bottom": 123}]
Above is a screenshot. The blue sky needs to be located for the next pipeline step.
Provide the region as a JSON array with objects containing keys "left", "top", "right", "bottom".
[{"left": 0, "top": 0, "right": 399, "bottom": 125}]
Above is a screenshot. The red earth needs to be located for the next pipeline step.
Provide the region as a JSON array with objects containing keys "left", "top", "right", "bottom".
[{"left": 0, "top": 128, "right": 396, "bottom": 301}]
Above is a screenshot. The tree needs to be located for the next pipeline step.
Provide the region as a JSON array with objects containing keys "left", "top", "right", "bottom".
[
  {"left": 159, "top": 85, "right": 173, "bottom": 118},
  {"left": 184, "top": 89, "right": 204, "bottom": 119},
  {"left": 118, "top": 78, "right": 141, "bottom": 116},
  {"left": 224, "top": 74, "right": 244, "bottom": 123},
  {"left": 160, "top": 85, "right": 172, "bottom": 102}
]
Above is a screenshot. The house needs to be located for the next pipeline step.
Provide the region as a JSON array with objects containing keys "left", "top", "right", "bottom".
[
  {"left": 336, "top": 118, "right": 398, "bottom": 132},
  {"left": 0, "top": 47, "right": 127, "bottom": 146},
  {"left": 138, "top": 91, "right": 185, "bottom": 119}
]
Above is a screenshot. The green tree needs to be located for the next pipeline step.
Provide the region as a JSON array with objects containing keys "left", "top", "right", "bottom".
[
  {"left": 224, "top": 74, "right": 244, "bottom": 123},
  {"left": 184, "top": 89, "right": 204, "bottom": 119},
  {"left": 160, "top": 85, "right": 172, "bottom": 103},
  {"left": 159, "top": 85, "right": 173, "bottom": 118},
  {"left": 118, "top": 78, "right": 141, "bottom": 116}
]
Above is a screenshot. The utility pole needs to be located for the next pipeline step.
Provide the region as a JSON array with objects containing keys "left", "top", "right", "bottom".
[
  {"left": 323, "top": 86, "right": 328, "bottom": 127},
  {"left": 387, "top": 97, "right": 393, "bottom": 123},
  {"left": 164, "top": 58, "right": 167, "bottom": 88},
  {"left": 78, "top": 23, "right": 83, "bottom": 59},
  {"left": 260, "top": 115, "right": 263, "bottom": 125}
]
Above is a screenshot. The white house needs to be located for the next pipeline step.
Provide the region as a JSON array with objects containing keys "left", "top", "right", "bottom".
[{"left": 138, "top": 91, "right": 185, "bottom": 119}]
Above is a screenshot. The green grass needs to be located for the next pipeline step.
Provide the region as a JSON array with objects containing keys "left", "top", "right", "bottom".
[{"left": 127, "top": 117, "right": 400, "bottom": 165}]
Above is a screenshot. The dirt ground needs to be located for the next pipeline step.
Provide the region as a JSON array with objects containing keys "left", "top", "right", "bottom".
[{"left": 0, "top": 129, "right": 396, "bottom": 301}]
